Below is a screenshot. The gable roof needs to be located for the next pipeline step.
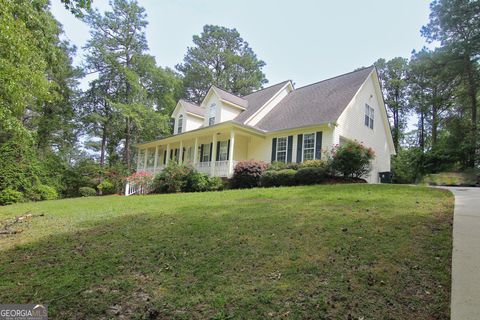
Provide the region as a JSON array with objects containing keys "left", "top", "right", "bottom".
[
  {"left": 254, "top": 67, "right": 374, "bottom": 131},
  {"left": 212, "top": 86, "right": 248, "bottom": 109},
  {"left": 179, "top": 99, "right": 204, "bottom": 117},
  {"left": 233, "top": 80, "right": 291, "bottom": 123}
]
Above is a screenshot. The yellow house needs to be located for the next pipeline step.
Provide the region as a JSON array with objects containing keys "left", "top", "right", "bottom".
[{"left": 134, "top": 66, "right": 395, "bottom": 182}]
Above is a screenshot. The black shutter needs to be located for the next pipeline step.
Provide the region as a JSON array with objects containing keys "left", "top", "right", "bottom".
[
  {"left": 296, "top": 134, "right": 303, "bottom": 162},
  {"left": 209, "top": 143, "right": 213, "bottom": 162},
  {"left": 315, "top": 131, "right": 323, "bottom": 159},
  {"left": 287, "top": 136, "right": 293, "bottom": 163},
  {"left": 163, "top": 150, "right": 166, "bottom": 164},
  {"left": 227, "top": 139, "right": 230, "bottom": 160},
  {"left": 182, "top": 147, "right": 185, "bottom": 161},
  {"left": 271, "top": 138, "right": 277, "bottom": 162},
  {"left": 216, "top": 141, "right": 220, "bottom": 161},
  {"left": 200, "top": 144, "right": 204, "bottom": 162}
]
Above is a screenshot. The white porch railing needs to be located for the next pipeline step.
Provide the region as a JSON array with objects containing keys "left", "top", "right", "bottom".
[
  {"left": 213, "top": 161, "right": 229, "bottom": 177},
  {"left": 196, "top": 162, "right": 211, "bottom": 175},
  {"left": 125, "top": 181, "right": 155, "bottom": 196},
  {"left": 131, "top": 161, "right": 238, "bottom": 196}
]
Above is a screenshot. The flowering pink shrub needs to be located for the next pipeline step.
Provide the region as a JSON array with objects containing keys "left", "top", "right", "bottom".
[
  {"left": 330, "top": 140, "right": 375, "bottom": 178},
  {"left": 232, "top": 160, "right": 268, "bottom": 188},
  {"left": 126, "top": 172, "right": 154, "bottom": 188}
]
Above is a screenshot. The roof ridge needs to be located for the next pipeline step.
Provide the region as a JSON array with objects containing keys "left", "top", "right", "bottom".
[
  {"left": 242, "top": 80, "right": 291, "bottom": 97},
  {"left": 295, "top": 66, "right": 374, "bottom": 91}
]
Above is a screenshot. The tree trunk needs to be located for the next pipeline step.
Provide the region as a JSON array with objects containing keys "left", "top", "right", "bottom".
[
  {"left": 125, "top": 117, "right": 131, "bottom": 170},
  {"left": 124, "top": 53, "right": 132, "bottom": 171},
  {"left": 432, "top": 103, "right": 438, "bottom": 147},
  {"left": 419, "top": 111, "right": 425, "bottom": 152},
  {"left": 465, "top": 58, "right": 478, "bottom": 167},
  {"left": 100, "top": 124, "right": 107, "bottom": 167}
]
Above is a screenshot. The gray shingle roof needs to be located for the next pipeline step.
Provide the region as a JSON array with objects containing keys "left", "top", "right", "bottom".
[
  {"left": 180, "top": 99, "right": 204, "bottom": 117},
  {"left": 233, "top": 80, "right": 291, "bottom": 123},
  {"left": 254, "top": 67, "right": 374, "bottom": 131},
  {"left": 213, "top": 86, "right": 248, "bottom": 109}
]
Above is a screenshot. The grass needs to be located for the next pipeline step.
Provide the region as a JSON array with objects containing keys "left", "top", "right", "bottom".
[{"left": 0, "top": 185, "right": 453, "bottom": 319}]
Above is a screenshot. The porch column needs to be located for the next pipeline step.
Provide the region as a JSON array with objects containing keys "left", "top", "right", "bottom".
[
  {"left": 210, "top": 133, "right": 217, "bottom": 176},
  {"left": 136, "top": 149, "right": 141, "bottom": 171},
  {"left": 179, "top": 141, "right": 183, "bottom": 164},
  {"left": 166, "top": 144, "right": 170, "bottom": 165},
  {"left": 228, "top": 129, "right": 235, "bottom": 176},
  {"left": 153, "top": 145, "right": 159, "bottom": 173},
  {"left": 143, "top": 148, "right": 148, "bottom": 170},
  {"left": 193, "top": 137, "right": 198, "bottom": 165}
]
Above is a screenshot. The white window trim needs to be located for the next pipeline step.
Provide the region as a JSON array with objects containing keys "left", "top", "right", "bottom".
[
  {"left": 276, "top": 136, "right": 288, "bottom": 163},
  {"left": 208, "top": 103, "right": 216, "bottom": 126},
  {"left": 219, "top": 141, "right": 228, "bottom": 161},
  {"left": 202, "top": 143, "right": 211, "bottom": 162},
  {"left": 301, "top": 132, "right": 316, "bottom": 162},
  {"left": 365, "top": 104, "right": 374, "bottom": 130},
  {"left": 177, "top": 114, "right": 183, "bottom": 134}
]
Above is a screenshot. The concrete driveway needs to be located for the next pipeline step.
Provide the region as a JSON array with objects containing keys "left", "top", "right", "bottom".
[{"left": 442, "top": 187, "right": 480, "bottom": 320}]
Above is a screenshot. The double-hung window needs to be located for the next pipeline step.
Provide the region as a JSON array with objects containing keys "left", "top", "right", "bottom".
[
  {"left": 276, "top": 137, "right": 287, "bottom": 163},
  {"left": 201, "top": 144, "right": 210, "bottom": 162},
  {"left": 365, "top": 104, "right": 374, "bottom": 129},
  {"left": 209, "top": 104, "right": 216, "bottom": 126},
  {"left": 177, "top": 114, "right": 183, "bottom": 134},
  {"left": 218, "top": 141, "right": 228, "bottom": 161},
  {"left": 303, "top": 133, "right": 315, "bottom": 161}
]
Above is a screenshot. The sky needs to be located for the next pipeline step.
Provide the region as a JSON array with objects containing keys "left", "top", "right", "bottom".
[{"left": 51, "top": 0, "right": 432, "bottom": 90}]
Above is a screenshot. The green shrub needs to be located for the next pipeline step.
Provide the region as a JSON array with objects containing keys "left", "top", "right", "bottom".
[
  {"left": 232, "top": 160, "right": 268, "bottom": 188},
  {"left": 299, "top": 159, "right": 327, "bottom": 169},
  {"left": 154, "top": 162, "right": 224, "bottom": 193},
  {"left": 79, "top": 187, "right": 97, "bottom": 197},
  {"left": 184, "top": 171, "right": 209, "bottom": 192},
  {"left": 260, "top": 169, "right": 297, "bottom": 187},
  {"left": 295, "top": 167, "right": 328, "bottom": 185},
  {"left": 331, "top": 141, "right": 375, "bottom": 178},
  {"left": 0, "top": 188, "right": 24, "bottom": 205},
  {"left": 268, "top": 162, "right": 299, "bottom": 171},
  {"left": 207, "top": 177, "right": 224, "bottom": 191},
  {"left": 422, "top": 172, "right": 478, "bottom": 186},
  {"left": 34, "top": 184, "right": 58, "bottom": 200},
  {"left": 97, "top": 179, "right": 115, "bottom": 195},
  {"left": 268, "top": 161, "right": 287, "bottom": 171},
  {"left": 154, "top": 162, "right": 194, "bottom": 193}
]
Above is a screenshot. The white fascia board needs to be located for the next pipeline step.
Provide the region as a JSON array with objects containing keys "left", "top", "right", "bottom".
[
  {"left": 186, "top": 111, "right": 204, "bottom": 119},
  {"left": 220, "top": 99, "right": 246, "bottom": 110}
]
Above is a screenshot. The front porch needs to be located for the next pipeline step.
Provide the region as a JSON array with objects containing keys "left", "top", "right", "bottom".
[{"left": 136, "top": 126, "right": 258, "bottom": 178}]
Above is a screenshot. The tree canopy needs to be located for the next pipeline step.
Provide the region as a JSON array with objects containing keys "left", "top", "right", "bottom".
[{"left": 176, "top": 25, "right": 268, "bottom": 103}]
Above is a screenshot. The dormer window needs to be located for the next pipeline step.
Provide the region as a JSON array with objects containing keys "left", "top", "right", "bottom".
[
  {"left": 177, "top": 114, "right": 183, "bottom": 134},
  {"left": 209, "top": 103, "right": 216, "bottom": 126}
]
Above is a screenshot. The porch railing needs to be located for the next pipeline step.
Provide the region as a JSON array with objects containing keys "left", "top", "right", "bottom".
[
  {"left": 125, "top": 181, "right": 155, "bottom": 196},
  {"left": 136, "top": 160, "right": 238, "bottom": 181},
  {"left": 196, "top": 162, "right": 211, "bottom": 175}
]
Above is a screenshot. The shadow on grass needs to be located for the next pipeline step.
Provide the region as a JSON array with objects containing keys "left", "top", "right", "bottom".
[{"left": 0, "top": 191, "right": 452, "bottom": 320}]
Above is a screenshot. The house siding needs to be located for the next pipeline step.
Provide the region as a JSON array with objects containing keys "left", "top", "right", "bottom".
[
  {"left": 334, "top": 72, "right": 393, "bottom": 183},
  {"left": 185, "top": 115, "right": 203, "bottom": 132},
  {"left": 246, "top": 125, "right": 333, "bottom": 163}
]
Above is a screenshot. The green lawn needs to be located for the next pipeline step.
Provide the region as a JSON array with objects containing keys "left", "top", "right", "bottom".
[{"left": 0, "top": 185, "right": 453, "bottom": 319}]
